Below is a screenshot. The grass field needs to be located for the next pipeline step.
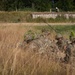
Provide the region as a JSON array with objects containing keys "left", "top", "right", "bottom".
[{"left": 0, "top": 25, "right": 75, "bottom": 75}]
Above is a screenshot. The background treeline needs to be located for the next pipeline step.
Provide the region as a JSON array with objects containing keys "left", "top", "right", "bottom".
[{"left": 0, "top": 0, "right": 75, "bottom": 11}]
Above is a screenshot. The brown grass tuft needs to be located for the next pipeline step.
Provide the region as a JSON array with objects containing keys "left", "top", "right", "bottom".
[{"left": 0, "top": 25, "right": 75, "bottom": 75}]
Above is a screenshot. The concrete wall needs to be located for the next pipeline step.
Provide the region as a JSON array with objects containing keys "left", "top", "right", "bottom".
[{"left": 32, "top": 12, "right": 75, "bottom": 19}]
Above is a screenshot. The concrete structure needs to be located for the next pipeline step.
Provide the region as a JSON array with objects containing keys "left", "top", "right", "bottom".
[{"left": 32, "top": 12, "right": 75, "bottom": 19}]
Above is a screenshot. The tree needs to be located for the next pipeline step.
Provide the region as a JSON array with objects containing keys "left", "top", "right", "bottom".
[
  {"left": 0, "top": 0, "right": 75, "bottom": 11},
  {"left": 33, "top": 0, "right": 52, "bottom": 11},
  {"left": 56, "top": 0, "right": 74, "bottom": 11}
]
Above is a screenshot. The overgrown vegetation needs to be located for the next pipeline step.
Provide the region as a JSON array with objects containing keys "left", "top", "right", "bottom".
[
  {"left": 0, "top": 0, "right": 75, "bottom": 11},
  {"left": 0, "top": 25, "right": 75, "bottom": 75},
  {"left": 0, "top": 11, "right": 31, "bottom": 23},
  {"left": 0, "top": 11, "right": 75, "bottom": 23}
]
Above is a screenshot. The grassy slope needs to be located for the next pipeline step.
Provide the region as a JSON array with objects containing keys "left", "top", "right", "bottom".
[
  {"left": 0, "top": 11, "right": 31, "bottom": 23},
  {"left": 34, "top": 25, "right": 75, "bottom": 35},
  {"left": 0, "top": 11, "right": 75, "bottom": 23}
]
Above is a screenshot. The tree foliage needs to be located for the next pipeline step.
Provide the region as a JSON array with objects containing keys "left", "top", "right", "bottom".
[
  {"left": 0, "top": 0, "right": 75, "bottom": 11},
  {"left": 56, "top": 0, "right": 74, "bottom": 11}
]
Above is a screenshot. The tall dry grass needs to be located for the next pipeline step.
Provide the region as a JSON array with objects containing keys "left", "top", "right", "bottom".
[{"left": 0, "top": 25, "right": 75, "bottom": 75}]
